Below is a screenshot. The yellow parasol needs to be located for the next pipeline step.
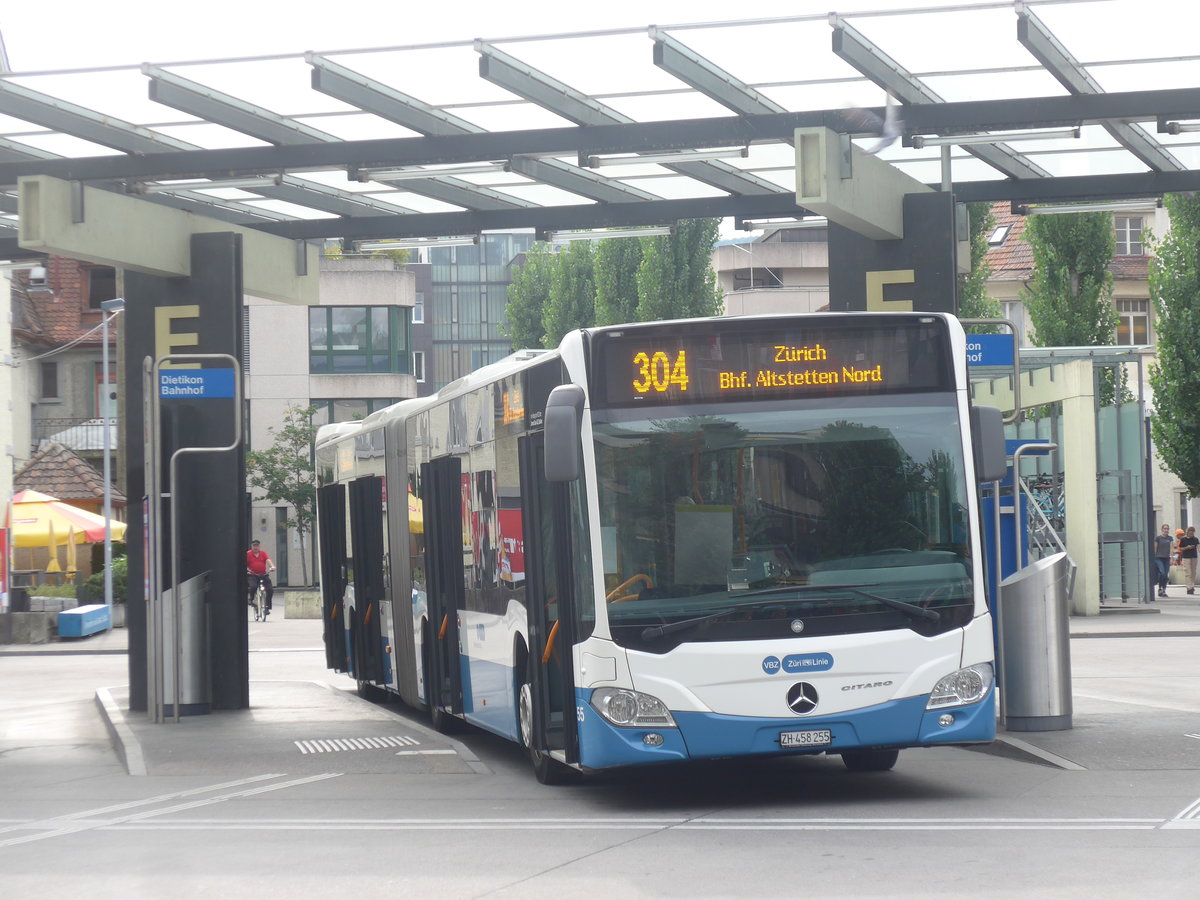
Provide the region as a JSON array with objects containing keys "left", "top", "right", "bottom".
[
  {"left": 45, "top": 518, "right": 62, "bottom": 573},
  {"left": 65, "top": 525, "right": 78, "bottom": 577},
  {"left": 9, "top": 489, "right": 126, "bottom": 547}
]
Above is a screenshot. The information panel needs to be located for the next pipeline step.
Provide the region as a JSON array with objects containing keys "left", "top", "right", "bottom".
[{"left": 592, "top": 315, "right": 953, "bottom": 408}]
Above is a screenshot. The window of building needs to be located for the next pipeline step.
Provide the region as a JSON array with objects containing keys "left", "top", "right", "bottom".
[
  {"left": 308, "top": 306, "right": 410, "bottom": 374},
  {"left": 732, "top": 267, "right": 784, "bottom": 290},
  {"left": 1178, "top": 492, "right": 1190, "bottom": 530},
  {"left": 86, "top": 267, "right": 118, "bottom": 310},
  {"left": 987, "top": 224, "right": 1013, "bottom": 246},
  {"left": 412, "top": 292, "right": 425, "bottom": 324},
  {"left": 413, "top": 351, "right": 425, "bottom": 383},
  {"left": 1115, "top": 299, "right": 1149, "bottom": 345},
  {"left": 40, "top": 361, "right": 58, "bottom": 399},
  {"left": 1115, "top": 216, "right": 1144, "bottom": 256}
]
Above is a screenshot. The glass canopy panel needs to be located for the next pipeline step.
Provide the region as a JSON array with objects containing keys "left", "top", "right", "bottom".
[
  {"left": 500, "top": 33, "right": 681, "bottom": 98},
  {"left": 333, "top": 47, "right": 517, "bottom": 108},
  {"left": 150, "top": 123, "right": 272, "bottom": 150},
  {"left": 169, "top": 59, "right": 361, "bottom": 117},
  {"left": 292, "top": 113, "right": 422, "bottom": 142}
]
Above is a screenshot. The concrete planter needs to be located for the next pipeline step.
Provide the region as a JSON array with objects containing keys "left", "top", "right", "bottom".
[
  {"left": 0, "top": 611, "right": 50, "bottom": 644},
  {"left": 280, "top": 588, "right": 321, "bottom": 619}
]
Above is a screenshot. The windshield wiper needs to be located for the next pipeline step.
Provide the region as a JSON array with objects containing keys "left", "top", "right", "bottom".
[
  {"left": 638, "top": 582, "right": 937, "bottom": 640},
  {"left": 843, "top": 587, "right": 940, "bottom": 623}
]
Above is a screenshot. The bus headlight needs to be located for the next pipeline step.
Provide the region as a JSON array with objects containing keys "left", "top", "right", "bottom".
[
  {"left": 590, "top": 688, "right": 677, "bottom": 728},
  {"left": 926, "top": 663, "right": 993, "bottom": 709}
]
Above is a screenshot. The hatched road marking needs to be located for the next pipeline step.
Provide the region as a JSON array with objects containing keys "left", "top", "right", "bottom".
[{"left": 295, "top": 735, "right": 424, "bottom": 754}]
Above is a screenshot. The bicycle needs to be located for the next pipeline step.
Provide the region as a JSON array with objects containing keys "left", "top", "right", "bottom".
[{"left": 249, "top": 572, "right": 269, "bottom": 622}]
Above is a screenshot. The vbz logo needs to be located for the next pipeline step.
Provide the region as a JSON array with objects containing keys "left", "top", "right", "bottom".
[{"left": 762, "top": 656, "right": 782, "bottom": 675}]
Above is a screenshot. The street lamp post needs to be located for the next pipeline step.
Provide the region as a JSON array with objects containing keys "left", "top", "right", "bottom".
[{"left": 100, "top": 297, "right": 125, "bottom": 625}]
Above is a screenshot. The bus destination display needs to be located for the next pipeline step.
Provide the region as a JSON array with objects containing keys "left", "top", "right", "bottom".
[{"left": 596, "top": 318, "right": 950, "bottom": 407}]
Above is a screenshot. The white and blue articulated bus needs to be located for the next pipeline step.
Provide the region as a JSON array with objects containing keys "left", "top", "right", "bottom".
[{"left": 314, "top": 312, "right": 1007, "bottom": 783}]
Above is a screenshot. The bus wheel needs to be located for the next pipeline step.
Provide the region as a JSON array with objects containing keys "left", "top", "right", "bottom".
[
  {"left": 518, "top": 668, "right": 577, "bottom": 785},
  {"left": 840, "top": 749, "right": 900, "bottom": 772}
]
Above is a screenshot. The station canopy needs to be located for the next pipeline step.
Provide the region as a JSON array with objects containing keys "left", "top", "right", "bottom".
[{"left": 2, "top": 0, "right": 1200, "bottom": 255}]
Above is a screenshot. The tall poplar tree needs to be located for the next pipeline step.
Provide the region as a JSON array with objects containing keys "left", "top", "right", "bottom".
[
  {"left": 542, "top": 239, "right": 596, "bottom": 347},
  {"left": 594, "top": 236, "right": 643, "bottom": 326},
  {"left": 1021, "top": 212, "right": 1117, "bottom": 346},
  {"left": 635, "top": 218, "right": 722, "bottom": 321},
  {"left": 503, "top": 243, "right": 555, "bottom": 349},
  {"left": 1149, "top": 193, "right": 1200, "bottom": 494},
  {"left": 958, "top": 202, "right": 1004, "bottom": 326}
]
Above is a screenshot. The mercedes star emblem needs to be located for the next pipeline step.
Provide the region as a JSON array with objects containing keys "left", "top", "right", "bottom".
[{"left": 786, "top": 681, "right": 819, "bottom": 715}]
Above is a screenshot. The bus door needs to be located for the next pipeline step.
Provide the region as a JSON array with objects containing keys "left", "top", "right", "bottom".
[
  {"left": 348, "top": 476, "right": 386, "bottom": 685},
  {"left": 317, "top": 483, "right": 347, "bottom": 672},
  {"left": 422, "top": 457, "right": 464, "bottom": 721},
  {"left": 520, "top": 433, "right": 580, "bottom": 768}
]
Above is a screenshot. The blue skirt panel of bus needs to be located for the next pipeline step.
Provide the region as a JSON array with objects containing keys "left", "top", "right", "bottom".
[
  {"left": 460, "top": 656, "right": 520, "bottom": 743},
  {"left": 575, "top": 688, "right": 995, "bottom": 771}
]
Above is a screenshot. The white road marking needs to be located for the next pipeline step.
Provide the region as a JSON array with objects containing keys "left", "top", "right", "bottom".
[
  {"left": 0, "top": 773, "right": 342, "bottom": 849},
  {"left": 395, "top": 749, "right": 459, "bottom": 756},
  {"left": 295, "top": 735, "right": 421, "bottom": 754},
  {"left": 1162, "top": 795, "right": 1200, "bottom": 828},
  {"left": 0, "top": 773, "right": 284, "bottom": 836},
  {"left": 97, "top": 815, "right": 1165, "bottom": 833}
]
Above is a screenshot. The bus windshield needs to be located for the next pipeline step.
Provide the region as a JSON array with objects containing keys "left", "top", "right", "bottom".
[{"left": 594, "top": 398, "right": 975, "bottom": 652}]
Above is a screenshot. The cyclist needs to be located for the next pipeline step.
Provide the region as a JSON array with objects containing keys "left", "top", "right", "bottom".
[{"left": 246, "top": 539, "right": 276, "bottom": 617}]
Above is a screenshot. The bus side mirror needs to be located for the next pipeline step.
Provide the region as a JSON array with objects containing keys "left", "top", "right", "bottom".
[
  {"left": 544, "top": 384, "right": 586, "bottom": 482},
  {"left": 970, "top": 405, "right": 1006, "bottom": 483}
]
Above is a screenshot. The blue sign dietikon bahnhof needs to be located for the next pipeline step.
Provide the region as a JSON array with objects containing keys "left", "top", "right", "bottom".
[
  {"left": 159, "top": 368, "right": 236, "bottom": 399},
  {"left": 966, "top": 334, "right": 1015, "bottom": 367}
]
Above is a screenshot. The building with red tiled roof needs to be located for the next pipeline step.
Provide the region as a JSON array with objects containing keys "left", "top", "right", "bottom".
[
  {"left": 14, "top": 440, "right": 126, "bottom": 514},
  {"left": 9, "top": 257, "right": 120, "bottom": 477},
  {"left": 982, "top": 200, "right": 1159, "bottom": 347}
]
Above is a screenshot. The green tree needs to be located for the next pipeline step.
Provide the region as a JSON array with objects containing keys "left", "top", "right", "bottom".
[
  {"left": 543, "top": 240, "right": 596, "bottom": 347},
  {"left": 503, "top": 243, "right": 556, "bottom": 349},
  {"left": 1021, "top": 212, "right": 1117, "bottom": 347},
  {"left": 1149, "top": 193, "right": 1200, "bottom": 494},
  {"left": 594, "top": 236, "right": 643, "bottom": 326},
  {"left": 247, "top": 404, "right": 319, "bottom": 584},
  {"left": 958, "top": 202, "right": 1003, "bottom": 327},
  {"left": 636, "top": 219, "right": 722, "bottom": 321}
]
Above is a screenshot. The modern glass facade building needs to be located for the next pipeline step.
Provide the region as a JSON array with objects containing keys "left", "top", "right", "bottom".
[{"left": 426, "top": 233, "right": 535, "bottom": 392}]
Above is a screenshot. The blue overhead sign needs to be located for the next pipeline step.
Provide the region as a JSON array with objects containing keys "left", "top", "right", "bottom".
[
  {"left": 159, "top": 368, "right": 236, "bottom": 399},
  {"left": 966, "top": 334, "right": 1015, "bottom": 367}
]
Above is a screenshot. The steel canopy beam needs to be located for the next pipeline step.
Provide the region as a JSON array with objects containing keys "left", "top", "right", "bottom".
[
  {"left": 2, "top": 89, "right": 1200, "bottom": 186},
  {"left": 477, "top": 41, "right": 781, "bottom": 196},
  {"left": 254, "top": 192, "right": 810, "bottom": 241},
  {"left": 308, "top": 53, "right": 655, "bottom": 204},
  {"left": 650, "top": 28, "right": 785, "bottom": 116},
  {"left": 949, "top": 168, "right": 1200, "bottom": 203},
  {"left": 0, "top": 77, "right": 193, "bottom": 155},
  {"left": 1016, "top": 6, "right": 1183, "bottom": 172},
  {"left": 831, "top": 16, "right": 1049, "bottom": 180},
  {"left": 145, "top": 64, "right": 529, "bottom": 212}
]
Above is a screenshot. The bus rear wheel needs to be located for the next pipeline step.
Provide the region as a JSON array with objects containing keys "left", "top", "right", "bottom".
[{"left": 840, "top": 749, "right": 900, "bottom": 772}]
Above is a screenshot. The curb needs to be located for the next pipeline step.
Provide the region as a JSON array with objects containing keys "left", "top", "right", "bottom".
[{"left": 94, "top": 686, "right": 147, "bottom": 777}]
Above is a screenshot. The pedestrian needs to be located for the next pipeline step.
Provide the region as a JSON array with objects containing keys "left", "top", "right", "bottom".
[
  {"left": 1153, "top": 523, "right": 1174, "bottom": 599},
  {"left": 1179, "top": 526, "right": 1199, "bottom": 595},
  {"left": 246, "top": 539, "right": 276, "bottom": 615}
]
